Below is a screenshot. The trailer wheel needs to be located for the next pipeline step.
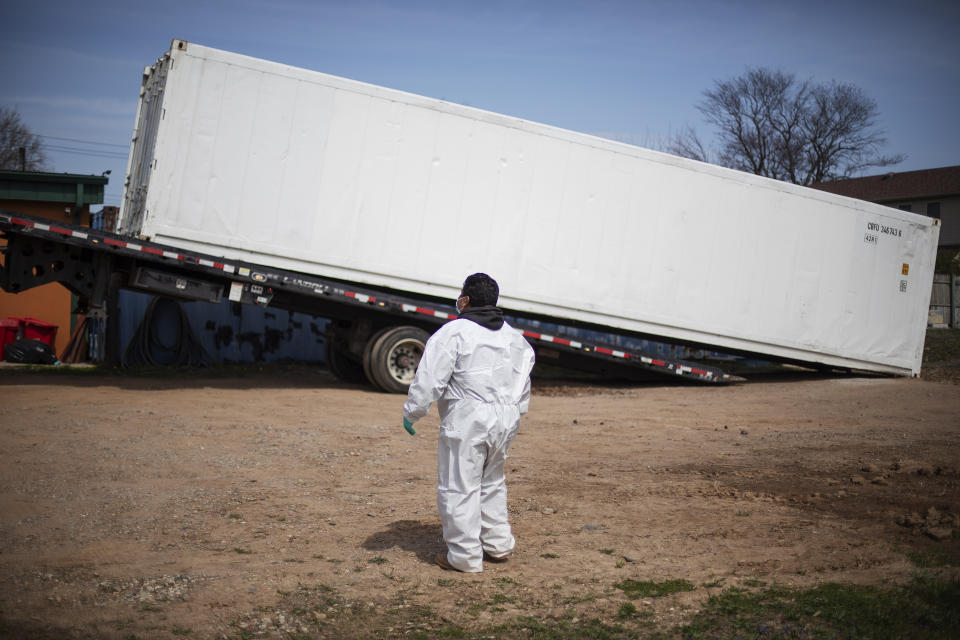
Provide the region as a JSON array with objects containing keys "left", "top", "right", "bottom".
[
  {"left": 362, "top": 327, "right": 397, "bottom": 390},
  {"left": 366, "top": 326, "right": 429, "bottom": 393}
]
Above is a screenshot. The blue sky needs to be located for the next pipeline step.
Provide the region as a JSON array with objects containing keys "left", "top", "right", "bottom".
[{"left": 2, "top": 0, "right": 958, "bottom": 207}]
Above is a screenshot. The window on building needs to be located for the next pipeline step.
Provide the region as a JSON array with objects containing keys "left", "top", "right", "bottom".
[
  {"left": 927, "top": 202, "right": 941, "bottom": 219},
  {"left": 898, "top": 204, "right": 913, "bottom": 212}
]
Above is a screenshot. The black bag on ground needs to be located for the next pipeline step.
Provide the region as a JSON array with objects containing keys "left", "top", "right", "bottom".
[{"left": 5, "top": 338, "right": 58, "bottom": 364}]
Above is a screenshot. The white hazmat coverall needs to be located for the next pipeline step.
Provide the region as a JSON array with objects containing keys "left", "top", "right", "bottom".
[{"left": 403, "top": 317, "right": 535, "bottom": 572}]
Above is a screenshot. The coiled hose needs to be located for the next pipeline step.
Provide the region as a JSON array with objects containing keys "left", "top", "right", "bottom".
[{"left": 122, "top": 296, "right": 210, "bottom": 368}]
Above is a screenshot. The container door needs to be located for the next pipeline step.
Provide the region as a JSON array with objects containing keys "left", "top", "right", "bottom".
[{"left": 117, "top": 45, "right": 174, "bottom": 235}]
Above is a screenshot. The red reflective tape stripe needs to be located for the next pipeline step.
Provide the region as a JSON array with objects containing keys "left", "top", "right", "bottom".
[
  {"left": 11, "top": 218, "right": 33, "bottom": 227},
  {"left": 651, "top": 359, "right": 666, "bottom": 367},
  {"left": 523, "top": 330, "right": 541, "bottom": 340},
  {"left": 595, "top": 347, "right": 612, "bottom": 355},
  {"left": 344, "top": 291, "right": 376, "bottom": 303},
  {"left": 213, "top": 262, "right": 225, "bottom": 269},
  {"left": 142, "top": 247, "right": 164, "bottom": 256},
  {"left": 553, "top": 337, "right": 571, "bottom": 346},
  {"left": 50, "top": 226, "right": 72, "bottom": 235},
  {"left": 690, "top": 368, "right": 708, "bottom": 376},
  {"left": 105, "top": 238, "right": 126, "bottom": 247}
]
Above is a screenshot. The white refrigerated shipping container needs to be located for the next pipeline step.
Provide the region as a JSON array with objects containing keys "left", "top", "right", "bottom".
[{"left": 119, "top": 40, "right": 940, "bottom": 376}]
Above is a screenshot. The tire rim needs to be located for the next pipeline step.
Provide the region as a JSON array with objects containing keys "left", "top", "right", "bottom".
[{"left": 386, "top": 338, "right": 424, "bottom": 384}]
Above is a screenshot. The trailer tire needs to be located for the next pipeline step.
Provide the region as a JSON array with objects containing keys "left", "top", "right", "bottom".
[
  {"left": 365, "top": 326, "right": 429, "bottom": 393},
  {"left": 361, "top": 327, "right": 396, "bottom": 390}
]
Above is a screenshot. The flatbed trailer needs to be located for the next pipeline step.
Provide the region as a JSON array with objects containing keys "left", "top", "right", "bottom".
[{"left": 0, "top": 209, "right": 739, "bottom": 389}]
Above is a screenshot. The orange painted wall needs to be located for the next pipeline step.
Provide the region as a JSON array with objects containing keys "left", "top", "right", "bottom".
[{"left": 0, "top": 200, "right": 90, "bottom": 358}]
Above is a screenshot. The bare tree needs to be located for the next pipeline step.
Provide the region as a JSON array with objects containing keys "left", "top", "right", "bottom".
[
  {"left": 668, "top": 124, "right": 713, "bottom": 164},
  {"left": 801, "top": 82, "right": 903, "bottom": 184},
  {"left": 0, "top": 106, "right": 47, "bottom": 171},
  {"left": 670, "top": 68, "right": 903, "bottom": 185}
]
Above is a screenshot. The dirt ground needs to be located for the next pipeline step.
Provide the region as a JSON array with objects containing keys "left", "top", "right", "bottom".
[{"left": 0, "top": 368, "right": 958, "bottom": 639}]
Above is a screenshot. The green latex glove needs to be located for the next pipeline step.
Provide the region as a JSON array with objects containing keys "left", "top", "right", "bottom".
[{"left": 403, "top": 417, "right": 416, "bottom": 436}]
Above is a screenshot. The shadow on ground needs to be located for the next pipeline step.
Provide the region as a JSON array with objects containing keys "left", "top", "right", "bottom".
[{"left": 362, "top": 519, "right": 445, "bottom": 565}]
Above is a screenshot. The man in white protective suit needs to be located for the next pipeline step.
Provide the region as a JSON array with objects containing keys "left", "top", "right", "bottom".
[{"left": 402, "top": 273, "right": 536, "bottom": 573}]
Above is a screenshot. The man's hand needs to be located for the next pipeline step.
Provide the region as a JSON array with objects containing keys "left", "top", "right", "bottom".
[{"left": 402, "top": 417, "right": 416, "bottom": 435}]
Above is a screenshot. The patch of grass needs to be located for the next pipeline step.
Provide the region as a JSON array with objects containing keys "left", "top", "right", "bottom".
[
  {"left": 408, "top": 626, "right": 467, "bottom": 639},
  {"left": 495, "top": 576, "right": 520, "bottom": 587},
  {"left": 541, "top": 552, "right": 560, "bottom": 559},
  {"left": 233, "top": 547, "right": 252, "bottom": 554},
  {"left": 260, "top": 583, "right": 341, "bottom": 630},
  {"left": 923, "top": 328, "right": 960, "bottom": 364},
  {"left": 0, "top": 363, "right": 105, "bottom": 377},
  {"left": 437, "top": 578, "right": 456, "bottom": 587},
  {"left": 702, "top": 578, "right": 726, "bottom": 589},
  {"left": 615, "top": 578, "right": 695, "bottom": 599},
  {"left": 380, "top": 567, "right": 406, "bottom": 583},
  {"left": 369, "top": 555, "right": 389, "bottom": 565},
  {"left": 741, "top": 579, "right": 767, "bottom": 588},
  {"left": 402, "top": 603, "right": 436, "bottom": 623},
  {"left": 178, "top": 571, "right": 960, "bottom": 640},
  {"left": 466, "top": 592, "right": 518, "bottom": 616},
  {"left": 907, "top": 549, "right": 954, "bottom": 568},
  {"left": 170, "top": 626, "right": 191, "bottom": 636},
  {"left": 599, "top": 548, "right": 615, "bottom": 555},
  {"left": 228, "top": 512, "right": 242, "bottom": 519},
  {"left": 680, "top": 573, "right": 960, "bottom": 640},
  {"left": 493, "top": 616, "right": 629, "bottom": 640},
  {"left": 138, "top": 603, "right": 163, "bottom": 612},
  {"left": 113, "top": 617, "right": 135, "bottom": 630}
]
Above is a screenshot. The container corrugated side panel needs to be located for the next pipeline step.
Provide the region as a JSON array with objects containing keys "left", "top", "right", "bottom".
[{"left": 138, "top": 41, "right": 940, "bottom": 376}]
